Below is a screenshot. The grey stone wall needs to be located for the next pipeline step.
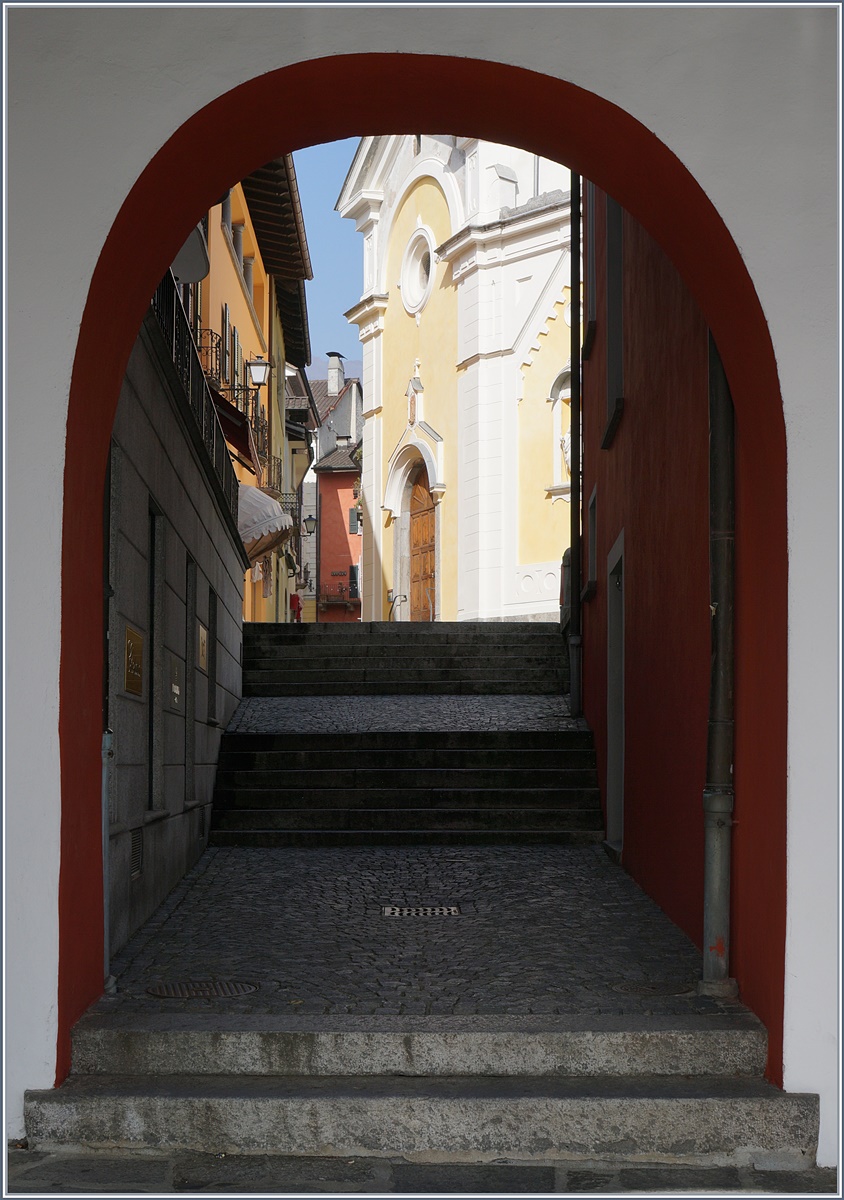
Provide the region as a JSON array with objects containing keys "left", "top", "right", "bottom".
[{"left": 105, "top": 322, "right": 245, "bottom": 955}]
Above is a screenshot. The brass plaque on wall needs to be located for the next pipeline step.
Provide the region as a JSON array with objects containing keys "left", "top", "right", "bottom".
[
  {"left": 198, "top": 623, "right": 208, "bottom": 673},
  {"left": 124, "top": 627, "right": 144, "bottom": 696}
]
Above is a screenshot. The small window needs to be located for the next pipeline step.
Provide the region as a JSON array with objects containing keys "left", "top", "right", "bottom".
[
  {"left": 602, "top": 196, "right": 624, "bottom": 448},
  {"left": 584, "top": 487, "right": 598, "bottom": 601},
  {"left": 207, "top": 587, "right": 218, "bottom": 724},
  {"left": 583, "top": 181, "right": 597, "bottom": 360},
  {"left": 349, "top": 564, "right": 360, "bottom": 599},
  {"left": 222, "top": 304, "right": 231, "bottom": 383},
  {"left": 349, "top": 507, "right": 363, "bottom": 535},
  {"left": 130, "top": 827, "right": 144, "bottom": 879}
]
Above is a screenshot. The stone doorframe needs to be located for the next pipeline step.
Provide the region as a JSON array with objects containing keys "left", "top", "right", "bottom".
[{"left": 383, "top": 440, "right": 444, "bottom": 622}]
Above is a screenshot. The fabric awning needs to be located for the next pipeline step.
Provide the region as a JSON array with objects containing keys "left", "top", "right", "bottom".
[
  {"left": 211, "top": 387, "right": 261, "bottom": 479},
  {"left": 237, "top": 483, "right": 293, "bottom": 563}
]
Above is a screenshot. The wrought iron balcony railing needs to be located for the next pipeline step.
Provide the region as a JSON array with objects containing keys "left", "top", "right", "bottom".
[
  {"left": 195, "top": 328, "right": 222, "bottom": 386},
  {"left": 253, "top": 410, "right": 269, "bottom": 461},
  {"left": 151, "top": 272, "right": 238, "bottom": 524},
  {"left": 319, "top": 581, "right": 361, "bottom": 604},
  {"left": 224, "top": 383, "right": 260, "bottom": 419}
]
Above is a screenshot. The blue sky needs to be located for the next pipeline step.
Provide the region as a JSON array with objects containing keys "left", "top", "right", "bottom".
[{"left": 293, "top": 138, "right": 364, "bottom": 376}]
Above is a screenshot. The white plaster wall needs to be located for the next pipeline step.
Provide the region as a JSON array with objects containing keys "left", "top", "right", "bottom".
[{"left": 5, "top": 7, "right": 838, "bottom": 1162}]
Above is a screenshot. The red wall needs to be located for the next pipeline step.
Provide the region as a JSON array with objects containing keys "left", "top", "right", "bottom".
[
  {"left": 318, "top": 471, "right": 361, "bottom": 623},
  {"left": 57, "top": 55, "right": 788, "bottom": 1087},
  {"left": 582, "top": 192, "right": 785, "bottom": 1081}
]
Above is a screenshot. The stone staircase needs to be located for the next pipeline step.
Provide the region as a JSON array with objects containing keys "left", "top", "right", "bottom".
[
  {"left": 210, "top": 729, "right": 602, "bottom": 847},
  {"left": 211, "top": 621, "right": 595, "bottom": 847},
  {"left": 25, "top": 1012, "right": 819, "bottom": 1166},
  {"left": 241, "top": 621, "right": 569, "bottom": 695},
  {"left": 22, "top": 620, "right": 822, "bottom": 1175}
]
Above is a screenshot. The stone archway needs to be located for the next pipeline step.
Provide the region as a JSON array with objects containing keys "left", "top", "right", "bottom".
[{"left": 55, "top": 52, "right": 790, "bottom": 1087}]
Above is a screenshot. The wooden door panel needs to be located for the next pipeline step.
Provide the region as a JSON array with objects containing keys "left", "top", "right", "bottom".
[{"left": 410, "top": 468, "right": 436, "bottom": 621}]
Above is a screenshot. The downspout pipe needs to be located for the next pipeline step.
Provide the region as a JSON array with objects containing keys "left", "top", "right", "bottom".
[
  {"left": 699, "top": 334, "right": 738, "bottom": 998},
  {"left": 568, "top": 173, "right": 583, "bottom": 716}
]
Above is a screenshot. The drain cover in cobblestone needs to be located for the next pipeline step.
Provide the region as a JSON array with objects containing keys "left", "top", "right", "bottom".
[
  {"left": 382, "top": 905, "right": 461, "bottom": 917},
  {"left": 145, "top": 980, "right": 259, "bottom": 998},
  {"left": 612, "top": 980, "right": 696, "bottom": 996}
]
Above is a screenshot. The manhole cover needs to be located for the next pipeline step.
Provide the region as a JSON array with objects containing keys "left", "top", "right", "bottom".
[
  {"left": 611, "top": 980, "right": 696, "bottom": 996},
  {"left": 382, "top": 905, "right": 461, "bottom": 917},
  {"left": 145, "top": 980, "right": 259, "bottom": 998}
]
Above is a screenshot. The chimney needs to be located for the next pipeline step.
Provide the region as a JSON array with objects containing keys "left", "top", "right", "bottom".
[{"left": 327, "top": 351, "right": 345, "bottom": 397}]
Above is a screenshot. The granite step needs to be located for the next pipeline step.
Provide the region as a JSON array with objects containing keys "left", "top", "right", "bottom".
[
  {"left": 70, "top": 1012, "right": 769, "bottom": 1079},
  {"left": 24, "top": 1072, "right": 819, "bottom": 1167}
]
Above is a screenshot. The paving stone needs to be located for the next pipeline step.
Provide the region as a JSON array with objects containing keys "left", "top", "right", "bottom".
[
  {"left": 227, "top": 694, "right": 582, "bottom": 735},
  {"left": 171, "top": 1151, "right": 388, "bottom": 1192},
  {"left": 7, "top": 1149, "right": 838, "bottom": 1195},
  {"left": 6, "top": 1148, "right": 172, "bottom": 1191},
  {"left": 390, "top": 1161, "right": 556, "bottom": 1192},
  {"left": 93, "top": 843, "right": 744, "bottom": 1022},
  {"left": 617, "top": 1165, "right": 743, "bottom": 1190},
  {"left": 745, "top": 1167, "right": 839, "bottom": 1193},
  {"left": 561, "top": 1169, "right": 622, "bottom": 1192}
]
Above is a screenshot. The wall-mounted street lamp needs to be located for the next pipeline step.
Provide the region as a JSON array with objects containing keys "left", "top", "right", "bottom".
[
  {"left": 246, "top": 356, "right": 271, "bottom": 388},
  {"left": 303, "top": 514, "right": 317, "bottom": 536}
]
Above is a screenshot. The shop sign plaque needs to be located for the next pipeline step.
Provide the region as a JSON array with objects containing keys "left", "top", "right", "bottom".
[{"left": 124, "top": 627, "right": 144, "bottom": 696}]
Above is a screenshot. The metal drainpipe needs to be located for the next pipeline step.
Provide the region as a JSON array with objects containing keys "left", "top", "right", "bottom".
[
  {"left": 699, "top": 333, "right": 738, "bottom": 998},
  {"left": 568, "top": 173, "right": 583, "bottom": 716}
]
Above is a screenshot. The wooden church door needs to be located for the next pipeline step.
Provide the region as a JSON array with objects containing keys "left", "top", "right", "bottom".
[{"left": 410, "top": 467, "right": 436, "bottom": 621}]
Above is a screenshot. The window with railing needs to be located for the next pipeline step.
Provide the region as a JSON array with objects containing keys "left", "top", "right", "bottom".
[
  {"left": 151, "top": 271, "right": 238, "bottom": 523},
  {"left": 196, "top": 328, "right": 222, "bottom": 384}
]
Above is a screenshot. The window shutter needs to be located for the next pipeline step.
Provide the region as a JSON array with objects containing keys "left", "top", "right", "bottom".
[
  {"left": 349, "top": 565, "right": 360, "bottom": 599},
  {"left": 349, "top": 507, "right": 358, "bottom": 534}
]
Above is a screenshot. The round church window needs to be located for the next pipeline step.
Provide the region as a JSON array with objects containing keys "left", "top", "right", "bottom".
[{"left": 401, "top": 228, "right": 435, "bottom": 315}]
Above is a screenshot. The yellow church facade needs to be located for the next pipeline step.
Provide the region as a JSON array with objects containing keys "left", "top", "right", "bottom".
[{"left": 339, "top": 136, "right": 573, "bottom": 621}]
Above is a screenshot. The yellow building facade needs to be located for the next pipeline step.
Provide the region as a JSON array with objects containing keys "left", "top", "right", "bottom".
[
  {"left": 340, "top": 136, "right": 573, "bottom": 621},
  {"left": 184, "top": 159, "right": 313, "bottom": 624}
]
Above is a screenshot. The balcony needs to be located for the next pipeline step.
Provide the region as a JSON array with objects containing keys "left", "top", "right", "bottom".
[
  {"left": 150, "top": 272, "right": 239, "bottom": 524},
  {"left": 195, "top": 328, "right": 222, "bottom": 386},
  {"left": 318, "top": 580, "right": 361, "bottom": 612},
  {"left": 214, "top": 383, "right": 268, "bottom": 461}
]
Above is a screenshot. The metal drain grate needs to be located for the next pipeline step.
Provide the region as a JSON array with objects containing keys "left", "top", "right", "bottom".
[
  {"left": 145, "top": 980, "right": 259, "bottom": 998},
  {"left": 382, "top": 905, "right": 461, "bottom": 917},
  {"left": 612, "top": 980, "right": 696, "bottom": 996}
]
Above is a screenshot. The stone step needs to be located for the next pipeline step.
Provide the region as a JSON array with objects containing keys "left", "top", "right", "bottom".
[
  {"left": 244, "top": 646, "right": 564, "bottom": 663},
  {"left": 244, "top": 621, "right": 562, "bottom": 638},
  {"left": 243, "top": 679, "right": 564, "bottom": 697},
  {"left": 207, "top": 829, "right": 606, "bottom": 848},
  {"left": 210, "top": 807, "right": 604, "bottom": 833},
  {"left": 214, "top": 767, "right": 598, "bottom": 791},
  {"left": 24, "top": 1072, "right": 819, "bottom": 1167},
  {"left": 220, "top": 730, "right": 594, "bottom": 752},
  {"left": 70, "top": 1013, "right": 769, "bottom": 1079},
  {"left": 243, "top": 666, "right": 565, "bottom": 686},
  {"left": 218, "top": 747, "right": 598, "bottom": 771},
  {"left": 211, "top": 786, "right": 602, "bottom": 811}
]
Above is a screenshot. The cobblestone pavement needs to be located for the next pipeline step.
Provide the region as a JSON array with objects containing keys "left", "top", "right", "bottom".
[
  {"left": 96, "top": 845, "right": 739, "bottom": 1019},
  {"left": 7, "top": 1148, "right": 838, "bottom": 1193},
  {"left": 227, "top": 694, "right": 584, "bottom": 734}
]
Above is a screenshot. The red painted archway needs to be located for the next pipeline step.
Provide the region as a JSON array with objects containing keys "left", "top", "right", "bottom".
[{"left": 59, "top": 54, "right": 787, "bottom": 1083}]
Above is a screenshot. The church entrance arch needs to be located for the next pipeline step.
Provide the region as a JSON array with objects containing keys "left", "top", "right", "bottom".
[{"left": 57, "top": 52, "right": 789, "bottom": 1087}]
